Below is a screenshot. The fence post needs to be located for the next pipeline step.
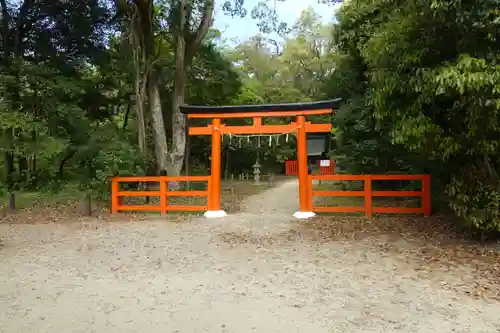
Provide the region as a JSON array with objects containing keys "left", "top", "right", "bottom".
[
  {"left": 307, "top": 175, "right": 313, "bottom": 211},
  {"left": 111, "top": 178, "right": 120, "bottom": 213},
  {"left": 422, "top": 174, "right": 431, "bottom": 216},
  {"left": 207, "top": 177, "right": 212, "bottom": 210},
  {"left": 160, "top": 176, "right": 168, "bottom": 216},
  {"left": 364, "top": 175, "right": 373, "bottom": 218},
  {"left": 9, "top": 191, "right": 15, "bottom": 211}
]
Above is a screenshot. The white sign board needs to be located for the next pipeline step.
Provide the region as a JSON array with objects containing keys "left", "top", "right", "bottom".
[{"left": 320, "top": 160, "right": 331, "bottom": 167}]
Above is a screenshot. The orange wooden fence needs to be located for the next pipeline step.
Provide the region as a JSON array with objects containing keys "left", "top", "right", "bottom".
[
  {"left": 317, "top": 160, "right": 335, "bottom": 174},
  {"left": 308, "top": 174, "right": 431, "bottom": 217},
  {"left": 285, "top": 160, "right": 335, "bottom": 176},
  {"left": 285, "top": 160, "right": 299, "bottom": 175},
  {"left": 111, "top": 176, "right": 210, "bottom": 214}
]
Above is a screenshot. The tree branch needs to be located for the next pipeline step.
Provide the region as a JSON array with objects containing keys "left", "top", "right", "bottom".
[
  {"left": 268, "top": 38, "right": 282, "bottom": 56},
  {"left": 133, "top": 0, "right": 154, "bottom": 57},
  {"left": 186, "top": 0, "right": 213, "bottom": 61}
]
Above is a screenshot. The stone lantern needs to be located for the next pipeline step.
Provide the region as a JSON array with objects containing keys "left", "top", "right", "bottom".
[{"left": 252, "top": 161, "right": 261, "bottom": 185}]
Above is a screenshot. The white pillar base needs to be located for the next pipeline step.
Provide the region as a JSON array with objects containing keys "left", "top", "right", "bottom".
[
  {"left": 203, "top": 210, "right": 228, "bottom": 218},
  {"left": 293, "top": 211, "right": 316, "bottom": 219}
]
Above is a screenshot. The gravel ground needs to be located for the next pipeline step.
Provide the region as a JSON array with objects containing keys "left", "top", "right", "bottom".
[{"left": 1, "top": 179, "right": 499, "bottom": 333}]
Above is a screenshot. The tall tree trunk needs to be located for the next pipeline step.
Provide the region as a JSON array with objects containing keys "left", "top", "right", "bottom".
[
  {"left": 136, "top": 98, "right": 147, "bottom": 154},
  {"left": 18, "top": 155, "right": 28, "bottom": 182},
  {"left": 167, "top": 0, "right": 213, "bottom": 176},
  {"left": 0, "top": 0, "right": 10, "bottom": 61},
  {"left": 168, "top": 59, "right": 187, "bottom": 176},
  {"left": 1, "top": 0, "right": 12, "bottom": 187},
  {"left": 134, "top": 0, "right": 169, "bottom": 173},
  {"left": 4, "top": 151, "right": 14, "bottom": 189},
  {"left": 166, "top": 0, "right": 188, "bottom": 177},
  {"left": 30, "top": 156, "right": 36, "bottom": 177},
  {"left": 131, "top": 0, "right": 213, "bottom": 176},
  {"left": 148, "top": 71, "right": 169, "bottom": 173},
  {"left": 11, "top": 0, "right": 33, "bottom": 187},
  {"left": 122, "top": 102, "right": 131, "bottom": 131},
  {"left": 130, "top": 6, "right": 148, "bottom": 155},
  {"left": 135, "top": 71, "right": 148, "bottom": 154}
]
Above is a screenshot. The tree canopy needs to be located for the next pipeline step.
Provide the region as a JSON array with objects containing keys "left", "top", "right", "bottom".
[{"left": 324, "top": 0, "right": 500, "bottom": 232}]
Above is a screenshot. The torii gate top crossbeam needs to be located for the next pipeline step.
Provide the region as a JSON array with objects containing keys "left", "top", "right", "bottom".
[
  {"left": 186, "top": 109, "right": 332, "bottom": 119},
  {"left": 179, "top": 98, "right": 341, "bottom": 117},
  {"left": 181, "top": 99, "right": 340, "bottom": 135}
]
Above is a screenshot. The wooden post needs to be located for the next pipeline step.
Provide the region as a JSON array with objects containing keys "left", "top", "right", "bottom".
[
  {"left": 159, "top": 176, "right": 168, "bottom": 215},
  {"left": 9, "top": 191, "right": 15, "bottom": 211},
  {"left": 422, "top": 174, "right": 431, "bottom": 216},
  {"left": 111, "top": 179, "right": 119, "bottom": 213},
  {"left": 364, "top": 175, "right": 373, "bottom": 218},
  {"left": 81, "top": 192, "right": 92, "bottom": 216},
  {"left": 207, "top": 177, "right": 212, "bottom": 208},
  {"left": 296, "top": 115, "right": 309, "bottom": 212},
  {"left": 209, "top": 118, "right": 222, "bottom": 211},
  {"left": 307, "top": 175, "right": 313, "bottom": 211},
  {"left": 185, "top": 115, "right": 191, "bottom": 190}
]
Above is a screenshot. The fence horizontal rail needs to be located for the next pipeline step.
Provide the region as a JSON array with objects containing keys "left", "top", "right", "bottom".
[
  {"left": 117, "top": 190, "right": 209, "bottom": 197},
  {"left": 311, "top": 174, "right": 366, "bottom": 181},
  {"left": 372, "top": 191, "right": 422, "bottom": 197},
  {"left": 113, "top": 175, "right": 210, "bottom": 182},
  {"left": 312, "top": 190, "right": 423, "bottom": 197},
  {"left": 310, "top": 174, "right": 428, "bottom": 181},
  {"left": 111, "top": 176, "right": 210, "bottom": 214},
  {"left": 312, "top": 190, "right": 364, "bottom": 197},
  {"left": 308, "top": 174, "right": 431, "bottom": 217},
  {"left": 370, "top": 174, "right": 428, "bottom": 181},
  {"left": 313, "top": 206, "right": 365, "bottom": 213}
]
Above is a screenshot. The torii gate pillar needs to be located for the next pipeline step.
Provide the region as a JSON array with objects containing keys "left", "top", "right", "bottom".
[
  {"left": 204, "top": 118, "right": 227, "bottom": 218},
  {"left": 293, "top": 115, "right": 316, "bottom": 219}
]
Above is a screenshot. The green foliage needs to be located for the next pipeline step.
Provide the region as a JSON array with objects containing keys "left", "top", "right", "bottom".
[
  {"left": 187, "top": 43, "right": 243, "bottom": 105},
  {"left": 326, "top": 0, "right": 500, "bottom": 232},
  {"left": 447, "top": 170, "right": 500, "bottom": 233},
  {"left": 0, "top": 0, "right": 246, "bottom": 198}
]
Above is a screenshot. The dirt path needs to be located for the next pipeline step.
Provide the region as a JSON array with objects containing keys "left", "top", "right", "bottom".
[{"left": 1, "top": 180, "right": 499, "bottom": 333}]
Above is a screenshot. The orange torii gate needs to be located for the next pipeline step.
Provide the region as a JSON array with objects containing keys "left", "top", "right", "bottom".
[{"left": 180, "top": 99, "right": 340, "bottom": 219}]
